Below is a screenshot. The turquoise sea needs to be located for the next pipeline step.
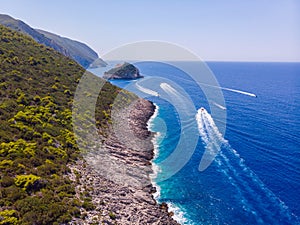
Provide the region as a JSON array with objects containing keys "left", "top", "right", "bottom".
[{"left": 91, "top": 62, "right": 300, "bottom": 224}]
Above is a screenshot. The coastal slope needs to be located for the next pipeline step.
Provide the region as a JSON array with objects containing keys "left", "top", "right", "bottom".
[
  {"left": 71, "top": 98, "right": 179, "bottom": 224},
  {"left": 0, "top": 24, "right": 178, "bottom": 224}
]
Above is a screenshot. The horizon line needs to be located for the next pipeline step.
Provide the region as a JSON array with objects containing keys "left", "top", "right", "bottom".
[{"left": 101, "top": 59, "right": 300, "bottom": 63}]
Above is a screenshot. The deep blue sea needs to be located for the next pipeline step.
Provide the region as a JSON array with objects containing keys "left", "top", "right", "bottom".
[{"left": 90, "top": 62, "right": 300, "bottom": 225}]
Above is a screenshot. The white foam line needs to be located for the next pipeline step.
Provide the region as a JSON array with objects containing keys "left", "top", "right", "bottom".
[
  {"left": 148, "top": 104, "right": 194, "bottom": 225},
  {"left": 218, "top": 148, "right": 294, "bottom": 223},
  {"left": 199, "top": 82, "right": 257, "bottom": 98},
  {"left": 196, "top": 108, "right": 226, "bottom": 145},
  {"left": 227, "top": 149, "right": 297, "bottom": 222},
  {"left": 167, "top": 202, "right": 195, "bottom": 225},
  {"left": 196, "top": 107, "right": 298, "bottom": 223},
  {"left": 214, "top": 156, "right": 259, "bottom": 219},
  {"left": 148, "top": 104, "right": 164, "bottom": 203},
  {"left": 160, "top": 82, "right": 196, "bottom": 123},
  {"left": 216, "top": 151, "right": 265, "bottom": 222},
  {"left": 212, "top": 101, "right": 226, "bottom": 110},
  {"left": 222, "top": 87, "right": 257, "bottom": 97},
  {"left": 196, "top": 108, "right": 227, "bottom": 171},
  {"left": 136, "top": 81, "right": 159, "bottom": 97},
  {"left": 147, "top": 103, "right": 159, "bottom": 130},
  {"left": 160, "top": 82, "right": 180, "bottom": 96}
]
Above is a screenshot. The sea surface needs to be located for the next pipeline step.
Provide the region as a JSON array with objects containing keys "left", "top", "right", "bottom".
[{"left": 90, "top": 62, "right": 300, "bottom": 224}]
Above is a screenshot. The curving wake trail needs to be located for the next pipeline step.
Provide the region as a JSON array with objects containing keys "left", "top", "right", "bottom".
[
  {"left": 160, "top": 82, "right": 180, "bottom": 96},
  {"left": 135, "top": 81, "right": 159, "bottom": 97},
  {"left": 196, "top": 108, "right": 299, "bottom": 224}
]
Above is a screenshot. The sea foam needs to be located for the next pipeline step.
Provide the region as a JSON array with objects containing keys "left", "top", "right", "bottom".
[{"left": 148, "top": 104, "right": 193, "bottom": 224}]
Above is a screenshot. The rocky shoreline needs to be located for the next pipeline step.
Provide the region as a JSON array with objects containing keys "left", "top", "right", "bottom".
[{"left": 69, "top": 98, "right": 180, "bottom": 225}]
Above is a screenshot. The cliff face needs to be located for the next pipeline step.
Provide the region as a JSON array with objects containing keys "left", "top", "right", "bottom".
[
  {"left": 103, "top": 62, "right": 143, "bottom": 80},
  {"left": 0, "top": 14, "right": 107, "bottom": 68}
]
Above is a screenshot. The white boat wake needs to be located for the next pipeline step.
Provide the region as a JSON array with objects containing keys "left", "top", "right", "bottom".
[
  {"left": 196, "top": 107, "right": 298, "bottom": 224},
  {"left": 212, "top": 101, "right": 226, "bottom": 110},
  {"left": 135, "top": 81, "right": 159, "bottom": 97},
  {"left": 222, "top": 87, "right": 257, "bottom": 97},
  {"left": 199, "top": 82, "right": 257, "bottom": 98},
  {"left": 160, "top": 82, "right": 180, "bottom": 96}
]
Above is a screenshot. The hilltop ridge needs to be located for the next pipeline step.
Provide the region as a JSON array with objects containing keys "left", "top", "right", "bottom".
[{"left": 0, "top": 14, "right": 107, "bottom": 68}]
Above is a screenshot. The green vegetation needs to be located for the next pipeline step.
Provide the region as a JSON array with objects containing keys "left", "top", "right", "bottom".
[
  {"left": 109, "top": 211, "right": 116, "bottom": 220},
  {"left": 0, "top": 209, "right": 19, "bottom": 225},
  {"left": 14, "top": 174, "right": 40, "bottom": 191},
  {"left": 0, "top": 25, "right": 121, "bottom": 224}
]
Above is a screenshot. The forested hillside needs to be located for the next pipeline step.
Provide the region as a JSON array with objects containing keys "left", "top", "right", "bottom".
[{"left": 0, "top": 24, "right": 118, "bottom": 224}]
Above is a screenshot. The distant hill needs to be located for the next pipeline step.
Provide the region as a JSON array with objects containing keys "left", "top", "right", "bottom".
[{"left": 0, "top": 14, "right": 107, "bottom": 68}]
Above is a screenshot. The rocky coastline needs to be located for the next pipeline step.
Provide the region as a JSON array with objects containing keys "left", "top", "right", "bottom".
[{"left": 69, "top": 98, "right": 179, "bottom": 225}]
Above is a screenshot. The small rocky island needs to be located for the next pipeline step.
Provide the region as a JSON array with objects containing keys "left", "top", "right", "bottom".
[{"left": 103, "top": 62, "right": 143, "bottom": 80}]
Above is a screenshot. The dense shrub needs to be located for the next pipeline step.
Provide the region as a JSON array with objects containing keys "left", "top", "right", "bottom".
[{"left": 0, "top": 25, "right": 121, "bottom": 224}]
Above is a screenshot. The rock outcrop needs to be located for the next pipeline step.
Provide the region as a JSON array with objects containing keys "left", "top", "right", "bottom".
[
  {"left": 103, "top": 62, "right": 143, "bottom": 80},
  {"left": 69, "top": 99, "right": 179, "bottom": 225}
]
